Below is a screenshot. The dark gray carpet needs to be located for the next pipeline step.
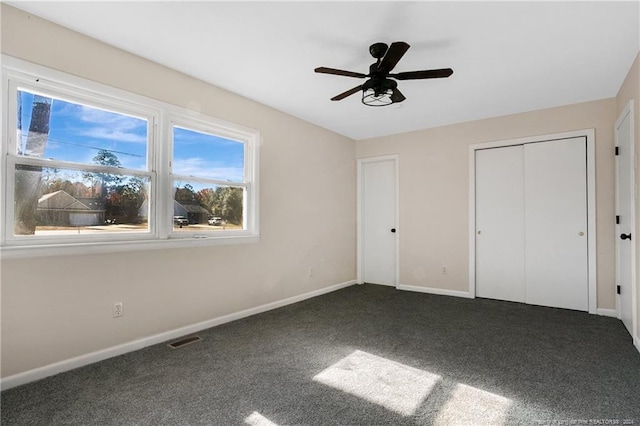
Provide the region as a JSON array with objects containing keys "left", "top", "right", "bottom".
[{"left": 2, "top": 284, "right": 639, "bottom": 425}]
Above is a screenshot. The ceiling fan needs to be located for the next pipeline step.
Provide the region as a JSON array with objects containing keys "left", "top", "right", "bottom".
[{"left": 315, "top": 41, "right": 453, "bottom": 107}]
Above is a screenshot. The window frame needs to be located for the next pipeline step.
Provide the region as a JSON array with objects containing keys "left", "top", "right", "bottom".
[
  {"left": 167, "top": 114, "right": 258, "bottom": 239},
  {"left": 1, "top": 55, "right": 260, "bottom": 258},
  {"left": 5, "top": 76, "right": 159, "bottom": 246}
]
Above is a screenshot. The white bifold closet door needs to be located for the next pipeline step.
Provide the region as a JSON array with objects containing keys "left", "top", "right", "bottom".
[
  {"left": 476, "top": 137, "right": 588, "bottom": 311},
  {"left": 475, "top": 146, "right": 526, "bottom": 303}
]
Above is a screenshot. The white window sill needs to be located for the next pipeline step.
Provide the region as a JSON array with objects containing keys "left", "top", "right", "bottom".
[{"left": 0, "top": 234, "right": 260, "bottom": 259}]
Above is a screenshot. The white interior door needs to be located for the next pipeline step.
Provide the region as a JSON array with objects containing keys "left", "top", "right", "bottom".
[
  {"left": 475, "top": 146, "right": 526, "bottom": 302},
  {"left": 616, "top": 105, "right": 635, "bottom": 337},
  {"left": 360, "top": 157, "right": 398, "bottom": 286},
  {"left": 524, "top": 138, "right": 588, "bottom": 311}
]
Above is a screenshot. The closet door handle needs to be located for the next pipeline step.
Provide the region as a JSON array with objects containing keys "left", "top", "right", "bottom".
[
  {"left": 621, "top": 233, "right": 632, "bottom": 241},
  {"left": 391, "top": 228, "right": 396, "bottom": 233}
]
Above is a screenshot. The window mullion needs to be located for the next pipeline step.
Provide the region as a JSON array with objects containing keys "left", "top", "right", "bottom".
[{"left": 157, "top": 112, "right": 172, "bottom": 239}]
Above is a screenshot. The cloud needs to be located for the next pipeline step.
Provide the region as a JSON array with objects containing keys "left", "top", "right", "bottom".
[
  {"left": 79, "top": 105, "right": 144, "bottom": 128},
  {"left": 173, "top": 126, "right": 243, "bottom": 148},
  {"left": 75, "top": 105, "right": 147, "bottom": 143},
  {"left": 77, "top": 128, "right": 147, "bottom": 143},
  {"left": 173, "top": 157, "right": 244, "bottom": 182}
]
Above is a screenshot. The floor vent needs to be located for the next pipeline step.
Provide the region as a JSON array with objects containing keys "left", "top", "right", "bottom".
[{"left": 167, "top": 335, "right": 202, "bottom": 349}]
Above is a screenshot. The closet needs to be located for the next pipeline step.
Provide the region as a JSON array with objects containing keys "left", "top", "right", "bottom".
[{"left": 475, "top": 136, "right": 589, "bottom": 311}]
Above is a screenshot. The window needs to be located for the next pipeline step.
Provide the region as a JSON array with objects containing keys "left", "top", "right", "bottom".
[
  {"left": 10, "top": 88, "right": 153, "bottom": 242},
  {"left": 1, "top": 56, "right": 259, "bottom": 256},
  {"left": 170, "top": 121, "right": 250, "bottom": 234}
]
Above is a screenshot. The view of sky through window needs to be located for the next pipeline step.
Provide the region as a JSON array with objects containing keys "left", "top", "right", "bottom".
[
  {"left": 18, "top": 89, "right": 148, "bottom": 170},
  {"left": 172, "top": 126, "right": 244, "bottom": 183}
]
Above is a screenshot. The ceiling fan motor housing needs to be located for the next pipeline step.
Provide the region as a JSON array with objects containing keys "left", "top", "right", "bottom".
[{"left": 369, "top": 42, "right": 389, "bottom": 59}]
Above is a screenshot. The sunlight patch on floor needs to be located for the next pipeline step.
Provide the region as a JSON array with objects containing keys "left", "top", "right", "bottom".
[
  {"left": 244, "top": 411, "right": 279, "bottom": 426},
  {"left": 313, "top": 350, "right": 441, "bottom": 416},
  {"left": 434, "top": 383, "right": 512, "bottom": 426}
]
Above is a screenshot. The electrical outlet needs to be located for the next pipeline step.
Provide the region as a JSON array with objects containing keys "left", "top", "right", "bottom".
[
  {"left": 308, "top": 267, "right": 314, "bottom": 277},
  {"left": 113, "top": 302, "right": 123, "bottom": 318}
]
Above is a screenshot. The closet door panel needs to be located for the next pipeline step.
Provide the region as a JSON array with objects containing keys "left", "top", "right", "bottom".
[
  {"left": 475, "top": 146, "right": 526, "bottom": 303},
  {"left": 524, "top": 138, "right": 588, "bottom": 311}
]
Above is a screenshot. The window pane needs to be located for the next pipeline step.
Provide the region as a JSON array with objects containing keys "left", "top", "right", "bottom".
[
  {"left": 172, "top": 126, "right": 244, "bottom": 182},
  {"left": 17, "top": 89, "right": 148, "bottom": 170},
  {"left": 14, "top": 165, "right": 150, "bottom": 236},
  {"left": 172, "top": 181, "right": 244, "bottom": 232}
]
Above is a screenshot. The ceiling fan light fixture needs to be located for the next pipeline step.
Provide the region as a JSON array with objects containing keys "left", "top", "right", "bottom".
[
  {"left": 362, "top": 88, "right": 394, "bottom": 107},
  {"left": 361, "top": 78, "right": 397, "bottom": 107}
]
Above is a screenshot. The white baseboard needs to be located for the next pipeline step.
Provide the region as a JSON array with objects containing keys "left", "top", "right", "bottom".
[
  {"left": 397, "top": 284, "right": 473, "bottom": 299},
  {"left": 596, "top": 308, "right": 618, "bottom": 318},
  {"left": 635, "top": 336, "right": 640, "bottom": 354},
  {"left": 1, "top": 279, "right": 357, "bottom": 391}
]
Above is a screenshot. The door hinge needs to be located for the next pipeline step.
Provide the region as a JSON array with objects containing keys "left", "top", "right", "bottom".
[
  {"left": 616, "top": 215, "right": 620, "bottom": 225},
  {"left": 615, "top": 146, "right": 620, "bottom": 156},
  {"left": 617, "top": 285, "right": 621, "bottom": 295}
]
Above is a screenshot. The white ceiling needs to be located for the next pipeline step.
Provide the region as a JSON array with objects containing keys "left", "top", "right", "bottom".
[{"left": 7, "top": 1, "right": 640, "bottom": 140}]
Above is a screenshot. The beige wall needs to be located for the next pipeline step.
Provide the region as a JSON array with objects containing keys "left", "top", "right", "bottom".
[
  {"left": 0, "top": 5, "right": 356, "bottom": 377},
  {"left": 357, "top": 99, "right": 617, "bottom": 310},
  {"left": 616, "top": 52, "right": 640, "bottom": 346}
]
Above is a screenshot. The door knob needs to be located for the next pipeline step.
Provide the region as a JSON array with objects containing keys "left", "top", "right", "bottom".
[
  {"left": 621, "top": 233, "right": 632, "bottom": 240},
  {"left": 391, "top": 228, "right": 396, "bottom": 233}
]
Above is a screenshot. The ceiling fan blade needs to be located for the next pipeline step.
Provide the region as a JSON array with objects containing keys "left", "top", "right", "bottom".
[
  {"left": 315, "top": 67, "right": 367, "bottom": 78},
  {"left": 391, "top": 68, "right": 454, "bottom": 80},
  {"left": 390, "top": 87, "right": 406, "bottom": 103},
  {"left": 331, "top": 85, "right": 363, "bottom": 101},
  {"left": 378, "top": 41, "right": 410, "bottom": 73}
]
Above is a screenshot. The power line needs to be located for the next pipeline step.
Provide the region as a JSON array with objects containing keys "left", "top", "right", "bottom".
[
  {"left": 19, "top": 135, "right": 145, "bottom": 158},
  {"left": 49, "top": 138, "right": 145, "bottom": 158}
]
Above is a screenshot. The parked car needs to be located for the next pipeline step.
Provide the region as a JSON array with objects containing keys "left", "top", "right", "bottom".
[
  {"left": 174, "top": 216, "right": 189, "bottom": 226},
  {"left": 208, "top": 217, "right": 223, "bottom": 226}
]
